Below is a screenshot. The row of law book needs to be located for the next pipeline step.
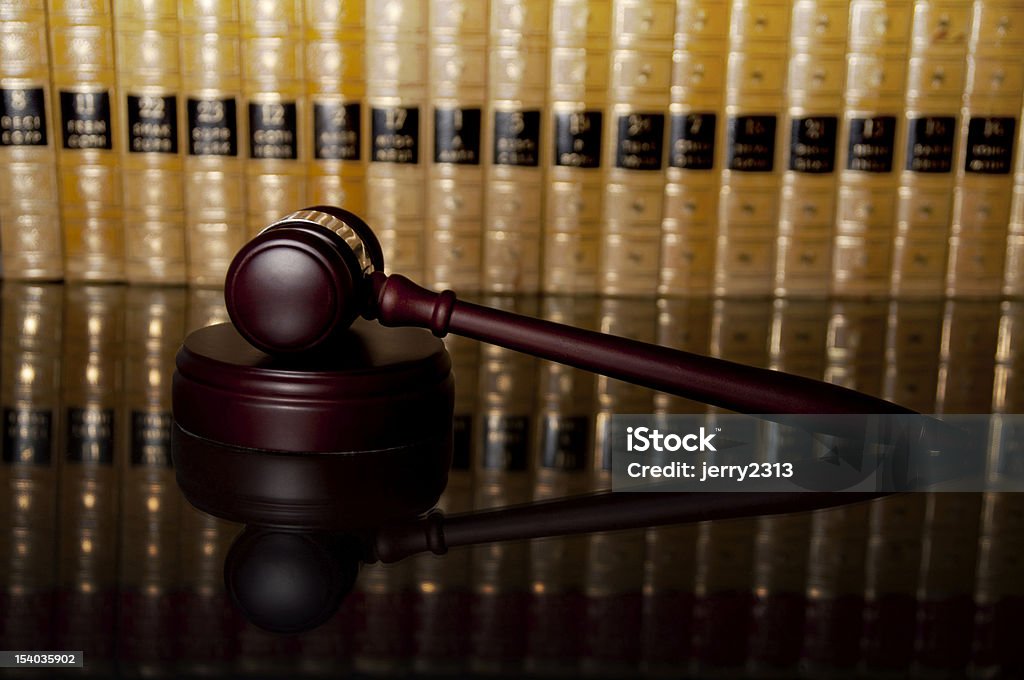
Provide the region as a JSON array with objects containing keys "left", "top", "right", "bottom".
[
  {"left": 2, "top": 281, "right": 1022, "bottom": 677},
  {"left": 2, "top": 0, "right": 1024, "bottom": 298}
]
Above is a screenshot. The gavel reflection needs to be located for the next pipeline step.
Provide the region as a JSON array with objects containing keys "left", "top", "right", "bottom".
[{"left": 172, "top": 207, "right": 915, "bottom": 633}]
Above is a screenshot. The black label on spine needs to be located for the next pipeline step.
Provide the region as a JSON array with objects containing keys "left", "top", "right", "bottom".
[
  {"left": 727, "top": 115, "right": 776, "bottom": 172},
  {"left": 493, "top": 109, "right": 541, "bottom": 166},
  {"left": 0, "top": 87, "right": 48, "bottom": 146},
  {"left": 482, "top": 414, "right": 529, "bottom": 470},
  {"left": 3, "top": 408, "right": 52, "bottom": 465},
  {"left": 965, "top": 116, "right": 1017, "bottom": 175},
  {"left": 435, "top": 107, "right": 481, "bottom": 164},
  {"left": 905, "top": 116, "right": 955, "bottom": 173},
  {"left": 127, "top": 94, "right": 178, "bottom": 154},
  {"left": 60, "top": 90, "right": 112, "bottom": 150},
  {"left": 131, "top": 411, "right": 172, "bottom": 467},
  {"left": 314, "top": 101, "right": 360, "bottom": 160},
  {"left": 452, "top": 413, "right": 472, "bottom": 471},
  {"left": 615, "top": 112, "right": 665, "bottom": 170},
  {"left": 554, "top": 110, "right": 602, "bottom": 168},
  {"left": 371, "top": 106, "right": 419, "bottom": 163},
  {"left": 67, "top": 407, "right": 114, "bottom": 464},
  {"left": 670, "top": 112, "right": 716, "bottom": 170},
  {"left": 187, "top": 97, "right": 238, "bottom": 156},
  {"left": 789, "top": 116, "right": 837, "bottom": 173},
  {"left": 846, "top": 116, "right": 897, "bottom": 172},
  {"left": 249, "top": 101, "right": 298, "bottom": 160},
  {"left": 540, "top": 415, "right": 589, "bottom": 470}
]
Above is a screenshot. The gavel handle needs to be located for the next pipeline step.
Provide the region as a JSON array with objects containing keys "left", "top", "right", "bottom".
[
  {"left": 370, "top": 490, "right": 887, "bottom": 564},
  {"left": 368, "top": 272, "right": 916, "bottom": 423}
]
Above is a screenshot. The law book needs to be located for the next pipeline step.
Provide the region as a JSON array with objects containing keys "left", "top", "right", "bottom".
[
  {"left": 241, "top": 0, "right": 306, "bottom": 239},
  {"left": 47, "top": 0, "right": 124, "bottom": 281},
  {"left": 746, "top": 299, "right": 827, "bottom": 676},
  {"left": 116, "top": 287, "right": 185, "bottom": 674},
  {"left": 598, "top": 0, "right": 673, "bottom": 296},
  {"left": 54, "top": 285, "right": 124, "bottom": 674},
  {"left": 482, "top": 0, "right": 550, "bottom": 292},
  {"left": 179, "top": 0, "right": 247, "bottom": 286},
  {"left": 470, "top": 295, "right": 537, "bottom": 674},
  {"left": 114, "top": 0, "right": 187, "bottom": 284},
  {"left": 305, "top": 0, "right": 367, "bottom": 215},
  {"left": 712, "top": 0, "right": 791, "bottom": 296},
  {"left": 888, "top": 1, "right": 972, "bottom": 297},
  {"left": 582, "top": 298, "right": 657, "bottom": 676},
  {"left": 541, "top": 0, "right": 611, "bottom": 294},
  {"left": 525, "top": 296, "right": 598, "bottom": 675},
  {"left": 830, "top": 0, "right": 913, "bottom": 296},
  {"left": 641, "top": 297, "right": 711, "bottom": 677},
  {"left": 658, "top": 0, "right": 731, "bottom": 297},
  {"left": 0, "top": 283, "right": 62, "bottom": 655},
  {"left": 423, "top": 0, "right": 487, "bottom": 291},
  {"left": 1003, "top": 100, "right": 1024, "bottom": 297},
  {"left": 946, "top": 2, "right": 1024, "bottom": 297},
  {"left": 365, "top": 0, "right": 428, "bottom": 280},
  {"left": 0, "top": 2, "right": 64, "bottom": 280},
  {"left": 773, "top": 0, "right": 848, "bottom": 297}
]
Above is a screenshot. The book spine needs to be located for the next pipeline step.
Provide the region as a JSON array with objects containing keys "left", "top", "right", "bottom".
[
  {"left": 305, "top": 0, "right": 366, "bottom": 216},
  {"left": 179, "top": 0, "right": 247, "bottom": 286},
  {"left": 0, "top": 283, "right": 62, "bottom": 654},
  {"left": 541, "top": 0, "right": 610, "bottom": 294},
  {"left": 116, "top": 287, "right": 185, "bottom": 673},
  {"left": 55, "top": 285, "right": 124, "bottom": 673},
  {"left": 0, "top": 2, "right": 64, "bottom": 279},
  {"left": 241, "top": 0, "right": 306, "bottom": 238},
  {"left": 365, "top": 0, "right": 428, "bottom": 280},
  {"left": 598, "top": 0, "right": 674, "bottom": 296},
  {"left": 582, "top": 298, "right": 657, "bottom": 675},
  {"left": 47, "top": 0, "right": 124, "bottom": 281},
  {"left": 658, "top": 0, "right": 732, "bottom": 297},
  {"left": 713, "top": 0, "right": 791, "bottom": 296},
  {"left": 773, "top": 0, "right": 848, "bottom": 297},
  {"left": 946, "top": 2, "right": 1024, "bottom": 297},
  {"left": 1003, "top": 100, "right": 1024, "bottom": 296},
  {"left": 469, "top": 295, "right": 537, "bottom": 674},
  {"left": 482, "top": 0, "right": 549, "bottom": 292},
  {"left": 889, "top": 1, "right": 973, "bottom": 297},
  {"left": 525, "top": 296, "right": 597, "bottom": 675},
  {"left": 831, "top": 0, "right": 914, "bottom": 296},
  {"left": 425, "top": 0, "right": 488, "bottom": 290},
  {"left": 115, "top": 1, "right": 186, "bottom": 284}
]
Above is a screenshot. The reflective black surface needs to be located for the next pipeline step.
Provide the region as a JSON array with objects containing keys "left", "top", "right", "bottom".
[{"left": 0, "top": 283, "right": 1021, "bottom": 678}]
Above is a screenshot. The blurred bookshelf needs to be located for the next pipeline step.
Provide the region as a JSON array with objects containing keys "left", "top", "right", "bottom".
[{"left": 1, "top": 0, "right": 1023, "bottom": 296}]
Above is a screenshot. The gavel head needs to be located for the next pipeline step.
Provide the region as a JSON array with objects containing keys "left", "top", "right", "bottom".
[{"left": 224, "top": 206, "right": 385, "bottom": 355}]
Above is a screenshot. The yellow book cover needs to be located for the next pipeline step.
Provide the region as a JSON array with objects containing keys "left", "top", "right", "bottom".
[
  {"left": 0, "top": 2, "right": 63, "bottom": 280},
  {"left": 115, "top": 0, "right": 187, "bottom": 283},
  {"left": 47, "top": 0, "right": 124, "bottom": 281}
]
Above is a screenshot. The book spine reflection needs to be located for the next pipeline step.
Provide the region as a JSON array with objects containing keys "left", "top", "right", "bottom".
[
  {"left": 542, "top": 0, "right": 610, "bottom": 294},
  {"left": 470, "top": 296, "right": 537, "bottom": 673},
  {"left": 241, "top": 0, "right": 306, "bottom": 238},
  {"left": 713, "top": 0, "right": 791, "bottom": 296},
  {"left": 526, "top": 296, "right": 598, "bottom": 675},
  {"left": 482, "top": 1, "right": 550, "bottom": 292},
  {"left": 180, "top": 0, "right": 247, "bottom": 285},
  {"left": 116, "top": 287, "right": 185, "bottom": 674},
  {"left": 365, "top": 0, "right": 428, "bottom": 280},
  {"left": 115, "top": 0, "right": 187, "bottom": 283},
  {"left": 658, "top": 0, "right": 731, "bottom": 296},
  {"left": 185, "top": 287, "right": 229, "bottom": 334},
  {"left": 47, "top": 0, "right": 124, "bottom": 281},
  {"left": 55, "top": 285, "right": 124, "bottom": 674},
  {"left": 773, "top": 0, "right": 848, "bottom": 297},
  {"left": 0, "top": 2, "right": 64, "bottom": 279},
  {"left": 0, "top": 284, "right": 62, "bottom": 656}
]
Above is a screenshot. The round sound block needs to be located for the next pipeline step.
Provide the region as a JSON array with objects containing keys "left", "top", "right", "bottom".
[{"left": 171, "top": 320, "right": 454, "bottom": 530}]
